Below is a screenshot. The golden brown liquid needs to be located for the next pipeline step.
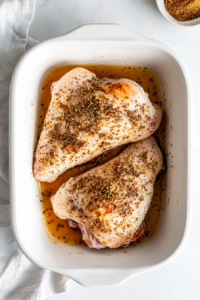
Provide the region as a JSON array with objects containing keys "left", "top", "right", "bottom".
[{"left": 38, "top": 65, "right": 164, "bottom": 246}]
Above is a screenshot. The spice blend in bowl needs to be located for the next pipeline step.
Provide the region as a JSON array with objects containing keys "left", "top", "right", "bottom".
[{"left": 164, "top": 0, "right": 200, "bottom": 22}]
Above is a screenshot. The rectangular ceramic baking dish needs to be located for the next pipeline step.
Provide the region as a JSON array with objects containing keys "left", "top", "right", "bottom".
[{"left": 9, "top": 24, "right": 191, "bottom": 287}]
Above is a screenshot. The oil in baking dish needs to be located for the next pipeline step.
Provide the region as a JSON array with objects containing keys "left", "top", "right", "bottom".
[{"left": 38, "top": 64, "right": 164, "bottom": 247}]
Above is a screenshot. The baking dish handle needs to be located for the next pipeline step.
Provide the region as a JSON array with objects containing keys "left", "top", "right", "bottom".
[
  {"left": 66, "top": 268, "right": 145, "bottom": 287},
  {"left": 58, "top": 23, "right": 148, "bottom": 42}
]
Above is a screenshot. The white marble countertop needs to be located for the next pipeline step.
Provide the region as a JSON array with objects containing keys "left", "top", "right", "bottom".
[{"left": 2, "top": 0, "right": 200, "bottom": 299}]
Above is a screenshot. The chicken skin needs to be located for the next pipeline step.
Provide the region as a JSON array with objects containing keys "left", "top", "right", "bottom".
[
  {"left": 34, "top": 68, "right": 162, "bottom": 182},
  {"left": 34, "top": 67, "right": 162, "bottom": 182},
  {"left": 51, "top": 136, "right": 163, "bottom": 249}
]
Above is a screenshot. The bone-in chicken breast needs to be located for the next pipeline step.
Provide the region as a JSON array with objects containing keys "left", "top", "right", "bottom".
[
  {"left": 34, "top": 67, "right": 162, "bottom": 182},
  {"left": 51, "top": 136, "right": 163, "bottom": 249}
]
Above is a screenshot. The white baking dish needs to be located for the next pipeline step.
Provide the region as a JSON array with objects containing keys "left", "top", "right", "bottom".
[{"left": 9, "top": 24, "right": 191, "bottom": 287}]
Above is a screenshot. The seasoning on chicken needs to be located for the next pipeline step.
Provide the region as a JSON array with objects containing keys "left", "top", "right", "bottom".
[
  {"left": 51, "top": 136, "right": 163, "bottom": 249},
  {"left": 34, "top": 68, "right": 162, "bottom": 182}
]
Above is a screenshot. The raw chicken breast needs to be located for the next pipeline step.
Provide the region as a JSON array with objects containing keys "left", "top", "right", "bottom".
[
  {"left": 67, "top": 219, "right": 146, "bottom": 249},
  {"left": 51, "top": 136, "right": 163, "bottom": 249},
  {"left": 34, "top": 67, "right": 162, "bottom": 182}
]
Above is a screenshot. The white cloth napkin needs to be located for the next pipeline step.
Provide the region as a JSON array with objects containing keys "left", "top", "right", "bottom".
[{"left": 0, "top": 0, "right": 69, "bottom": 299}]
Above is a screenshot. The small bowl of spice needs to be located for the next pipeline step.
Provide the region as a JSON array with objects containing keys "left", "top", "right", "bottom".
[{"left": 156, "top": 0, "right": 200, "bottom": 27}]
